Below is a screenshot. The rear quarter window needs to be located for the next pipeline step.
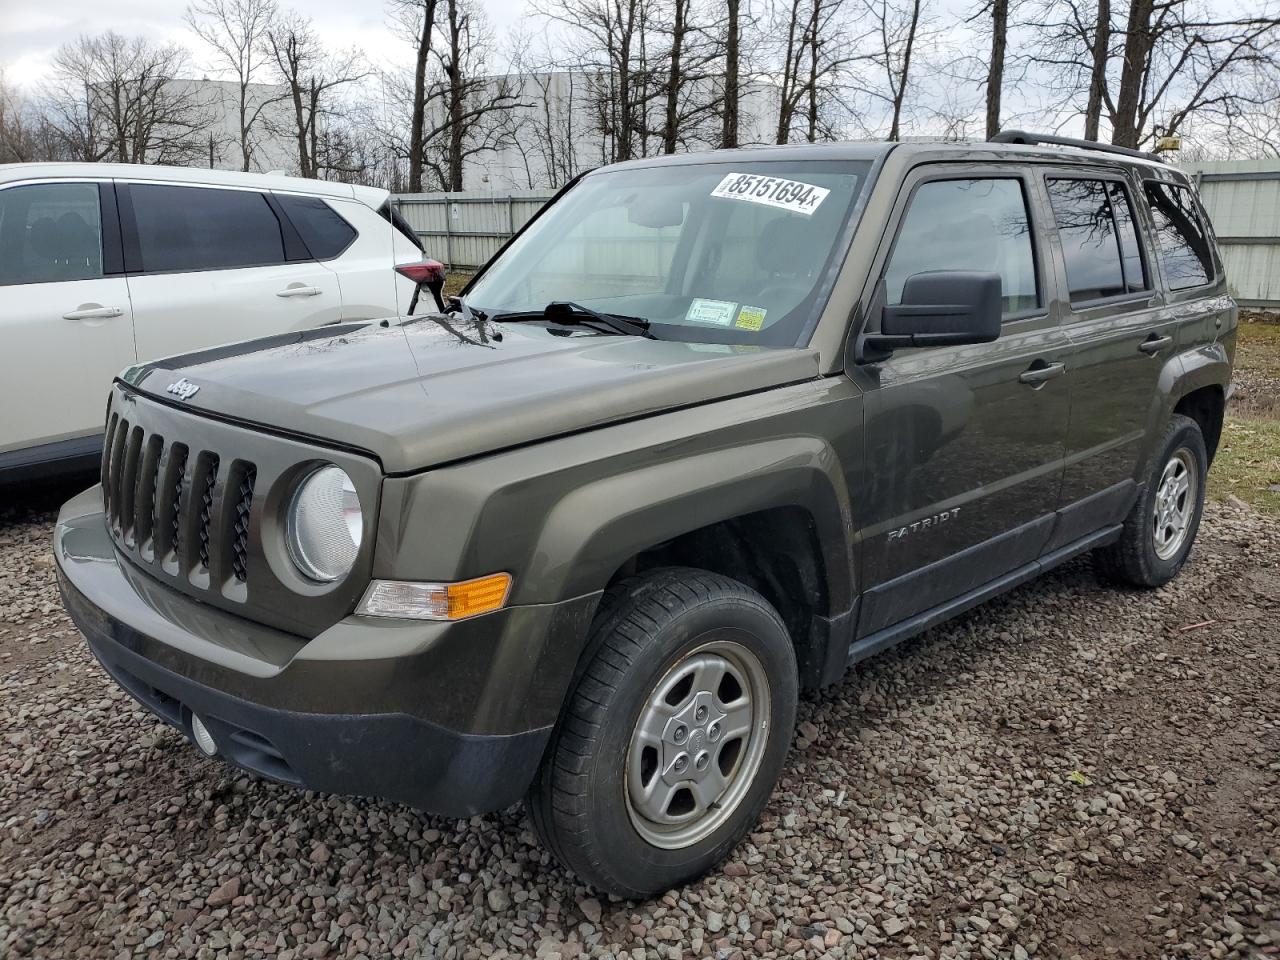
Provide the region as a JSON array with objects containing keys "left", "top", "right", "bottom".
[
  {"left": 1143, "top": 181, "right": 1216, "bottom": 291},
  {"left": 378, "top": 199, "right": 424, "bottom": 252},
  {"left": 277, "top": 194, "right": 358, "bottom": 259}
]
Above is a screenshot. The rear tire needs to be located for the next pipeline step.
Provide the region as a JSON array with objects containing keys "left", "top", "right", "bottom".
[
  {"left": 526, "top": 567, "right": 797, "bottom": 898},
  {"left": 1094, "top": 413, "right": 1207, "bottom": 588}
]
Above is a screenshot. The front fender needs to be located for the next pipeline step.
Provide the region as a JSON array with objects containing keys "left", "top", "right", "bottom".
[
  {"left": 374, "top": 377, "right": 862, "bottom": 629},
  {"left": 530, "top": 436, "right": 856, "bottom": 611}
]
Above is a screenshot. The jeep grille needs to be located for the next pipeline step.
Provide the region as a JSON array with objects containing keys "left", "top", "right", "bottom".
[
  {"left": 97, "top": 384, "right": 379, "bottom": 637},
  {"left": 102, "top": 414, "right": 256, "bottom": 591}
]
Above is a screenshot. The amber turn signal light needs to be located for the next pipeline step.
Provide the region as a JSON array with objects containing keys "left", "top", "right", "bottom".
[{"left": 356, "top": 573, "right": 513, "bottom": 621}]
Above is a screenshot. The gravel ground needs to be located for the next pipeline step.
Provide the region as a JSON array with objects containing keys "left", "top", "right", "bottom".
[
  {"left": 1, "top": 481, "right": 1278, "bottom": 960},
  {"left": 1232, "top": 315, "right": 1280, "bottom": 420}
]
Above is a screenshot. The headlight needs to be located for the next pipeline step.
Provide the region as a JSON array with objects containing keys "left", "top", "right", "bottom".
[{"left": 286, "top": 465, "right": 362, "bottom": 582}]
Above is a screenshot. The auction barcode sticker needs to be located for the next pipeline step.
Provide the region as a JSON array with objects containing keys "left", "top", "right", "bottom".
[{"left": 710, "top": 172, "right": 830, "bottom": 215}]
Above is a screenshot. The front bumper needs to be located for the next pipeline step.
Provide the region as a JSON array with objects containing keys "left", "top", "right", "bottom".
[{"left": 55, "top": 486, "right": 599, "bottom": 817}]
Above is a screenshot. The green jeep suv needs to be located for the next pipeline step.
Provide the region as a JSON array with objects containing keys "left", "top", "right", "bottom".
[{"left": 57, "top": 132, "right": 1234, "bottom": 897}]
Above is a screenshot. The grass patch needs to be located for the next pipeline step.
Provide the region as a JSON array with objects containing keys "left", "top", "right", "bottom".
[
  {"left": 444, "top": 272, "right": 474, "bottom": 298},
  {"left": 1210, "top": 417, "right": 1280, "bottom": 513},
  {"left": 1236, "top": 317, "right": 1280, "bottom": 383},
  {"left": 1216, "top": 317, "right": 1280, "bottom": 513}
]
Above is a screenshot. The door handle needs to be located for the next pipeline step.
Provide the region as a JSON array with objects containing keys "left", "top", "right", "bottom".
[
  {"left": 276, "top": 285, "right": 322, "bottom": 298},
  {"left": 1139, "top": 334, "right": 1174, "bottom": 354},
  {"left": 1018, "top": 361, "right": 1066, "bottom": 385},
  {"left": 63, "top": 305, "right": 124, "bottom": 321}
]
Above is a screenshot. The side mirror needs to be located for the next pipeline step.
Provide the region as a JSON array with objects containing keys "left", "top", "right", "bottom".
[
  {"left": 395, "top": 258, "right": 448, "bottom": 315},
  {"left": 860, "top": 271, "right": 1002, "bottom": 359}
]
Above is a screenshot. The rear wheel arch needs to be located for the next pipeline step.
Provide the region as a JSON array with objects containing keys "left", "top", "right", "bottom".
[
  {"left": 1141, "top": 348, "right": 1229, "bottom": 477},
  {"left": 1173, "top": 383, "right": 1225, "bottom": 464}
]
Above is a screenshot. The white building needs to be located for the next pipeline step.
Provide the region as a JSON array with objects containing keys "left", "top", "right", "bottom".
[
  {"left": 446, "top": 71, "right": 784, "bottom": 192},
  {"left": 172, "top": 78, "right": 298, "bottom": 173},
  {"left": 99, "top": 78, "right": 298, "bottom": 173}
]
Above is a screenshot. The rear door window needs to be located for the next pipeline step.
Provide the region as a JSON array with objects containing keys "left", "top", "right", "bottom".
[
  {"left": 276, "top": 194, "right": 357, "bottom": 259},
  {"left": 884, "top": 178, "right": 1039, "bottom": 316},
  {"left": 1046, "top": 177, "right": 1148, "bottom": 302},
  {"left": 129, "top": 184, "right": 286, "bottom": 273},
  {"left": 1143, "top": 182, "right": 1215, "bottom": 290},
  {"left": 0, "top": 182, "right": 104, "bottom": 285}
]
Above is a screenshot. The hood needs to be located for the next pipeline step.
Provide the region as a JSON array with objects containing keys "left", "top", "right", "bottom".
[{"left": 124, "top": 317, "right": 821, "bottom": 473}]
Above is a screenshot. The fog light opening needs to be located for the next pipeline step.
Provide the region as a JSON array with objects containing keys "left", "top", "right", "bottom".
[{"left": 190, "top": 714, "right": 218, "bottom": 757}]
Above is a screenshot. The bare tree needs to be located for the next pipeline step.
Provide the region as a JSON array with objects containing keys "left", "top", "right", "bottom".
[
  {"left": 535, "top": 0, "right": 662, "bottom": 163},
  {"left": 0, "top": 72, "right": 21, "bottom": 162},
  {"left": 983, "top": 0, "right": 1009, "bottom": 138},
  {"left": 647, "top": 0, "right": 726, "bottom": 153},
  {"left": 1028, "top": 0, "right": 1280, "bottom": 148},
  {"left": 50, "top": 32, "right": 211, "bottom": 164},
  {"left": 263, "top": 12, "right": 368, "bottom": 178},
  {"left": 532, "top": 71, "right": 582, "bottom": 185},
  {"left": 855, "top": 0, "right": 927, "bottom": 141},
  {"left": 389, "top": 0, "right": 441, "bottom": 192},
  {"left": 505, "top": 34, "right": 585, "bottom": 187},
  {"left": 0, "top": 73, "right": 67, "bottom": 163},
  {"left": 722, "top": 0, "right": 742, "bottom": 147},
  {"left": 1219, "top": 62, "right": 1280, "bottom": 157},
  {"left": 773, "top": 0, "right": 867, "bottom": 143},
  {"left": 662, "top": 0, "right": 692, "bottom": 153},
  {"left": 1082, "top": 0, "right": 1109, "bottom": 139},
  {"left": 186, "top": 0, "right": 278, "bottom": 171},
  {"left": 412, "top": 0, "right": 527, "bottom": 190},
  {"left": 775, "top": 0, "right": 807, "bottom": 142},
  {"left": 1018, "top": 0, "right": 1110, "bottom": 138},
  {"left": 1114, "top": 4, "right": 1280, "bottom": 148}
]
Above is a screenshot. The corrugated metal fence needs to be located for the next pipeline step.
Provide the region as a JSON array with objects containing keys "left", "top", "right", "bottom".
[
  {"left": 1187, "top": 160, "right": 1280, "bottom": 307},
  {"left": 392, "top": 191, "right": 553, "bottom": 270},
  {"left": 398, "top": 164, "right": 1280, "bottom": 306}
]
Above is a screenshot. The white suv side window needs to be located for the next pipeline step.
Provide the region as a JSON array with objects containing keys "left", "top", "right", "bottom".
[
  {"left": 130, "top": 184, "right": 286, "bottom": 273},
  {"left": 0, "top": 183, "right": 104, "bottom": 286}
]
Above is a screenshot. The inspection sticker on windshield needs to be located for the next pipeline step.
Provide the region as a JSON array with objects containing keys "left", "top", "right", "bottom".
[
  {"left": 710, "top": 172, "right": 830, "bottom": 215},
  {"left": 735, "top": 305, "right": 767, "bottom": 331},
  {"left": 686, "top": 298, "right": 737, "bottom": 326}
]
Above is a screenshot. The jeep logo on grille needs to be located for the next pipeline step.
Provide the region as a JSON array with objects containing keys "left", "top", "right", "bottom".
[{"left": 167, "top": 378, "right": 200, "bottom": 401}]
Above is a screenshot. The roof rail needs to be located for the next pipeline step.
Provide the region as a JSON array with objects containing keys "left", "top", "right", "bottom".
[{"left": 990, "top": 129, "right": 1163, "bottom": 164}]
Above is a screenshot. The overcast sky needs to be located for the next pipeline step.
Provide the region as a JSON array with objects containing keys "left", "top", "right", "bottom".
[{"left": 0, "top": 0, "right": 530, "bottom": 87}]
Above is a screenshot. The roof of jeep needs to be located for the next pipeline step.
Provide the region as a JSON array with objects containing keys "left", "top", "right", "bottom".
[
  {"left": 600, "top": 139, "right": 1175, "bottom": 177},
  {"left": 0, "top": 162, "right": 390, "bottom": 207}
]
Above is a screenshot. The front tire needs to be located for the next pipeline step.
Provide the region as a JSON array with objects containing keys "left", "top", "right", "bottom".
[
  {"left": 527, "top": 568, "right": 797, "bottom": 898},
  {"left": 1094, "top": 413, "right": 1207, "bottom": 588}
]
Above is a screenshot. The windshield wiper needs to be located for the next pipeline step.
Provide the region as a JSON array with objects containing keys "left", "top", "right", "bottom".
[
  {"left": 494, "top": 301, "right": 656, "bottom": 339},
  {"left": 449, "top": 295, "right": 485, "bottom": 322}
]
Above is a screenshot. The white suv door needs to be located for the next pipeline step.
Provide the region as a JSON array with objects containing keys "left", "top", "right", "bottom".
[
  {"left": 272, "top": 193, "right": 407, "bottom": 320},
  {"left": 119, "top": 181, "right": 342, "bottom": 361},
  {"left": 0, "top": 180, "right": 136, "bottom": 460}
]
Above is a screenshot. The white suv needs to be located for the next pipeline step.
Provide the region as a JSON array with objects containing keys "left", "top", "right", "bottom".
[{"left": 0, "top": 163, "right": 426, "bottom": 481}]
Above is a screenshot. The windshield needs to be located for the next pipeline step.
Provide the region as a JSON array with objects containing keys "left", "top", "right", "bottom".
[{"left": 466, "top": 159, "right": 874, "bottom": 346}]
